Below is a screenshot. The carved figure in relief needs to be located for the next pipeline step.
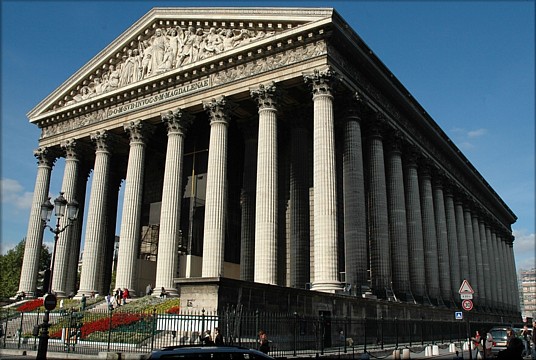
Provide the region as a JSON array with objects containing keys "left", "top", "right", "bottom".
[
  {"left": 151, "top": 28, "right": 168, "bottom": 74},
  {"left": 60, "top": 24, "right": 278, "bottom": 107}
]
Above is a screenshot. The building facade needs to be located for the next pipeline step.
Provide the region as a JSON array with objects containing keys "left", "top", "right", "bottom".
[
  {"left": 19, "top": 7, "right": 519, "bottom": 317},
  {"left": 520, "top": 268, "right": 536, "bottom": 321}
]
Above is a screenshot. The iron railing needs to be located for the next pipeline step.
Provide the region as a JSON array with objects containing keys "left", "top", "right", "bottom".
[{"left": 0, "top": 306, "right": 499, "bottom": 357}]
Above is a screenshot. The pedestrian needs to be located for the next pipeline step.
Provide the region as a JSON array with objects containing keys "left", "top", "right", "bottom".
[
  {"left": 160, "top": 287, "right": 166, "bottom": 298},
  {"left": 214, "top": 327, "right": 223, "bottom": 345},
  {"left": 80, "top": 293, "right": 87, "bottom": 311},
  {"left": 471, "top": 330, "right": 483, "bottom": 359},
  {"left": 122, "top": 288, "right": 129, "bottom": 305},
  {"left": 497, "top": 336, "right": 524, "bottom": 360},
  {"left": 146, "top": 284, "right": 153, "bottom": 296},
  {"left": 506, "top": 327, "right": 515, "bottom": 346},
  {"left": 115, "top": 288, "right": 122, "bottom": 306},
  {"left": 522, "top": 325, "right": 531, "bottom": 357},
  {"left": 106, "top": 293, "right": 114, "bottom": 311},
  {"left": 201, "top": 330, "right": 214, "bottom": 345},
  {"left": 485, "top": 332, "right": 493, "bottom": 359},
  {"left": 258, "top": 329, "right": 270, "bottom": 354}
]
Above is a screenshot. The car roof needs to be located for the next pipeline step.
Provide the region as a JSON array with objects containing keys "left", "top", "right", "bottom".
[{"left": 148, "top": 345, "right": 275, "bottom": 359}]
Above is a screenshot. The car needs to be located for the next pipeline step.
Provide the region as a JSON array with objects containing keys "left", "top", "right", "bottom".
[
  {"left": 487, "top": 326, "right": 511, "bottom": 357},
  {"left": 144, "top": 345, "right": 275, "bottom": 359}
]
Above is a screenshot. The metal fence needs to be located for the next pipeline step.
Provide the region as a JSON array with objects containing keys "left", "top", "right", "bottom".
[{"left": 0, "top": 306, "right": 498, "bottom": 357}]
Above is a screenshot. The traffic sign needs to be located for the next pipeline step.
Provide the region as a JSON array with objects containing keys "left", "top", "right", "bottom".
[
  {"left": 460, "top": 294, "right": 473, "bottom": 300},
  {"left": 455, "top": 311, "right": 463, "bottom": 320},
  {"left": 462, "top": 299, "right": 473, "bottom": 311},
  {"left": 458, "top": 280, "right": 474, "bottom": 294}
]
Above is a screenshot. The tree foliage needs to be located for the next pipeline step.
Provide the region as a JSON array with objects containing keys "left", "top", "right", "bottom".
[{"left": 0, "top": 238, "right": 51, "bottom": 299}]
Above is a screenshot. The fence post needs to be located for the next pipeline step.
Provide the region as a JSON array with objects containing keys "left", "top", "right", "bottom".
[
  {"left": 34, "top": 309, "right": 40, "bottom": 351},
  {"left": 107, "top": 307, "right": 113, "bottom": 352},
  {"left": 344, "top": 316, "right": 348, "bottom": 354},
  {"left": 293, "top": 312, "right": 298, "bottom": 357},
  {"left": 409, "top": 319, "right": 412, "bottom": 347},
  {"left": 363, "top": 317, "right": 367, "bottom": 353},
  {"left": 320, "top": 313, "right": 325, "bottom": 355},
  {"left": 395, "top": 317, "right": 398, "bottom": 350},
  {"left": 201, "top": 308, "right": 206, "bottom": 336},
  {"left": 151, "top": 308, "right": 157, "bottom": 352},
  {"left": 17, "top": 311, "right": 24, "bottom": 349},
  {"left": 3, "top": 309, "right": 9, "bottom": 348},
  {"left": 420, "top": 316, "right": 424, "bottom": 346},
  {"left": 380, "top": 316, "right": 384, "bottom": 350},
  {"left": 255, "top": 309, "right": 259, "bottom": 350}
]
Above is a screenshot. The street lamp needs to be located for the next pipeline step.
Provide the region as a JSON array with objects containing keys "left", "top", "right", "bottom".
[{"left": 36, "top": 192, "right": 79, "bottom": 360}]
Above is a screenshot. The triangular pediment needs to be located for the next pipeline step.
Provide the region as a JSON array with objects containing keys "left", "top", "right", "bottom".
[{"left": 28, "top": 7, "right": 334, "bottom": 122}]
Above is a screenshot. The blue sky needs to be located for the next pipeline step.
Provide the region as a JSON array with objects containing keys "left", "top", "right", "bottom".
[{"left": 1, "top": 1, "right": 534, "bottom": 272}]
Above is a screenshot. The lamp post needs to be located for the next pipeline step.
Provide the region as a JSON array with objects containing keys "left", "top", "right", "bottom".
[{"left": 36, "top": 192, "right": 79, "bottom": 360}]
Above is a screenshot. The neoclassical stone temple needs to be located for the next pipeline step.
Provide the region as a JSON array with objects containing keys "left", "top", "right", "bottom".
[{"left": 19, "top": 7, "right": 520, "bottom": 317}]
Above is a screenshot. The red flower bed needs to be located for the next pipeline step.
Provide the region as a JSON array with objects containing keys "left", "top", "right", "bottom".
[
  {"left": 17, "top": 298, "right": 43, "bottom": 312},
  {"left": 80, "top": 313, "right": 142, "bottom": 338},
  {"left": 166, "top": 306, "right": 180, "bottom": 314}
]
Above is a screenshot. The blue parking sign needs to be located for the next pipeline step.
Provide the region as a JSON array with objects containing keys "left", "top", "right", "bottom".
[{"left": 455, "top": 311, "right": 463, "bottom": 320}]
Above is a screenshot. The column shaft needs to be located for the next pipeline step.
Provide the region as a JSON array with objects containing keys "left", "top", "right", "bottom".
[
  {"left": 252, "top": 83, "right": 279, "bottom": 285},
  {"left": 472, "top": 215, "right": 484, "bottom": 305},
  {"left": 479, "top": 220, "right": 491, "bottom": 307},
  {"left": 386, "top": 139, "right": 410, "bottom": 296},
  {"left": 155, "top": 110, "right": 191, "bottom": 294},
  {"left": 444, "top": 190, "right": 461, "bottom": 301},
  {"left": 433, "top": 178, "right": 451, "bottom": 302},
  {"left": 455, "top": 200, "right": 469, "bottom": 281},
  {"left": 51, "top": 139, "right": 81, "bottom": 297},
  {"left": 342, "top": 106, "right": 367, "bottom": 291},
  {"left": 77, "top": 131, "right": 112, "bottom": 297},
  {"left": 404, "top": 153, "right": 426, "bottom": 299},
  {"left": 419, "top": 166, "right": 439, "bottom": 300},
  {"left": 463, "top": 207, "right": 478, "bottom": 303},
  {"left": 116, "top": 120, "right": 150, "bottom": 292},
  {"left": 18, "top": 148, "right": 55, "bottom": 297},
  {"left": 304, "top": 68, "right": 342, "bottom": 292},
  {"left": 202, "top": 97, "right": 229, "bottom": 277}
]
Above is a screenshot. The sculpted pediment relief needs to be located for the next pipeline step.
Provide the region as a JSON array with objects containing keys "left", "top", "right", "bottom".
[{"left": 28, "top": 7, "right": 334, "bottom": 120}]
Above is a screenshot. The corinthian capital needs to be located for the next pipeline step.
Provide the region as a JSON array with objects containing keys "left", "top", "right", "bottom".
[
  {"left": 124, "top": 119, "right": 154, "bottom": 143},
  {"left": 33, "top": 146, "right": 57, "bottom": 167},
  {"left": 161, "top": 108, "right": 194, "bottom": 135},
  {"left": 303, "top": 66, "right": 336, "bottom": 97},
  {"left": 203, "top": 96, "right": 231, "bottom": 126},
  {"left": 250, "top": 81, "right": 279, "bottom": 110},
  {"left": 90, "top": 130, "right": 114, "bottom": 152}
]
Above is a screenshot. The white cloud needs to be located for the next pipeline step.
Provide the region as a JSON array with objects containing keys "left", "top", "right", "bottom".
[
  {"left": 513, "top": 229, "right": 536, "bottom": 271},
  {"left": 0, "top": 178, "right": 33, "bottom": 211},
  {"left": 467, "top": 128, "right": 487, "bottom": 138}
]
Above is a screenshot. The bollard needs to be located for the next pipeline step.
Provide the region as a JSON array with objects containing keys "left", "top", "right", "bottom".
[
  {"left": 449, "top": 343, "right": 457, "bottom": 353},
  {"left": 424, "top": 345, "right": 431, "bottom": 357},
  {"left": 392, "top": 349, "right": 400, "bottom": 359},
  {"left": 402, "top": 348, "right": 411, "bottom": 359},
  {"left": 432, "top": 345, "right": 439, "bottom": 356}
]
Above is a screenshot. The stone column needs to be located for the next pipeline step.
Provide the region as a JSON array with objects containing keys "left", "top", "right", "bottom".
[
  {"left": 101, "top": 173, "right": 120, "bottom": 295},
  {"left": 289, "top": 113, "right": 311, "bottom": 289},
  {"left": 18, "top": 147, "right": 56, "bottom": 297},
  {"left": 444, "top": 186, "right": 461, "bottom": 301},
  {"left": 304, "top": 67, "right": 343, "bottom": 292},
  {"left": 385, "top": 133, "right": 410, "bottom": 298},
  {"left": 419, "top": 163, "right": 440, "bottom": 301},
  {"left": 51, "top": 139, "right": 81, "bottom": 297},
  {"left": 491, "top": 231, "right": 503, "bottom": 309},
  {"left": 479, "top": 219, "right": 491, "bottom": 308},
  {"left": 463, "top": 206, "right": 478, "bottom": 304},
  {"left": 454, "top": 198, "right": 469, "bottom": 282},
  {"left": 432, "top": 175, "right": 451, "bottom": 303},
  {"left": 366, "top": 119, "right": 391, "bottom": 297},
  {"left": 506, "top": 236, "right": 518, "bottom": 311},
  {"left": 116, "top": 120, "right": 152, "bottom": 293},
  {"left": 202, "top": 96, "right": 230, "bottom": 277},
  {"left": 404, "top": 150, "right": 426, "bottom": 300},
  {"left": 155, "top": 109, "right": 192, "bottom": 295},
  {"left": 341, "top": 98, "right": 367, "bottom": 293},
  {"left": 471, "top": 213, "right": 484, "bottom": 306},
  {"left": 485, "top": 225, "right": 496, "bottom": 308},
  {"left": 251, "top": 82, "right": 279, "bottom": 285},
  {"left": 239, "top": 120, "right": 258, "bottom": 282},
  {"left": 65, "top": 168, "right": 88, "bottom": 296},
  {"left": 495, "top": 233, "right": 506, "bottom": 309},
  {"left": 77, "top": 131, "right": 113, "bottom": 297}
]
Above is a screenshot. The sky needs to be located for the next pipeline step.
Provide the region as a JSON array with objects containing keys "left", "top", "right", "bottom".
[{"left": 1, "top": 1, "right": 534, "bottom": 273}]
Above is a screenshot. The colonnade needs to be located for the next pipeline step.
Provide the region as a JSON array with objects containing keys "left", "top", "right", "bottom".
[{"left": 18, "top": 67, "right": 519, "bottom": 314}]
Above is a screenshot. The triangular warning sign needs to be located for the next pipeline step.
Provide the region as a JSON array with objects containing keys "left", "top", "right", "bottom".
[{"left": 459, "top": 280, "right": 474, "bottom": 294}]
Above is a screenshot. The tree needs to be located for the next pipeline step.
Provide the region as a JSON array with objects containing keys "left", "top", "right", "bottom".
[{"left": 0, "top": 238, "right": 51, "bottom": 299}]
